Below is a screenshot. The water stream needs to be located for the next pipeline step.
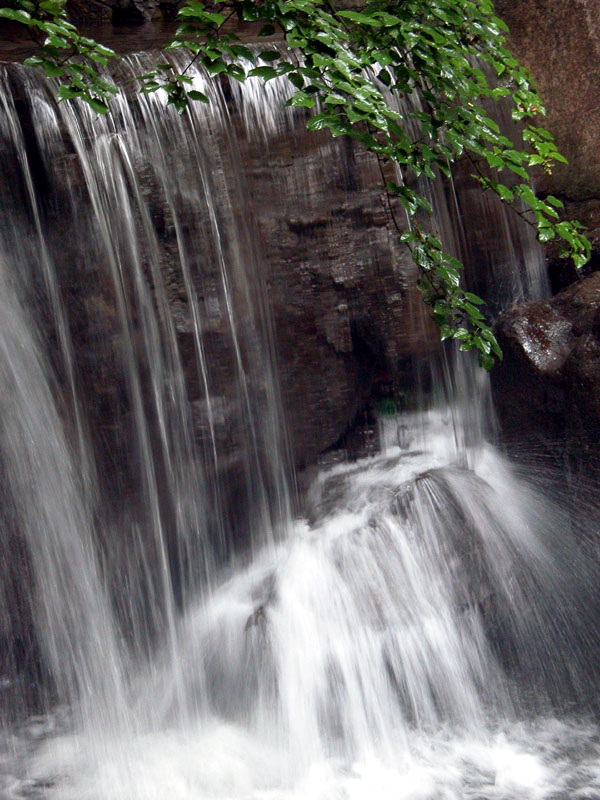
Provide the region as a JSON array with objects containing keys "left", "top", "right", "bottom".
[{"left": 0, "top": 56, "right": 599, "bottom": 800}]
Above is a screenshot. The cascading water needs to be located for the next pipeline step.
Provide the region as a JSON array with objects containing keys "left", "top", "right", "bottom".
[{"left": 1, "top": 53, "right": 600, "bottom": 800}]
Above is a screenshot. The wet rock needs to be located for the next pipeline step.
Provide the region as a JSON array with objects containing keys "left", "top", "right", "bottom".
[
  {"left": 496, "top": 0, "right": 600, "bottom": 203},
  {"left": 244, "top": 605, "right": 266, "bottom": 631},
  {"left": 66, "top": 0, "right": 178, "bottom": 24},
  {"left": 244, "top": 125, "right": 413, "bottom": 468},
  {"left": 492, "top": 1, "right": 600, "bottom": 296},
  {"left": 492, "top": 272, "right": 600, "bottom": 472}
]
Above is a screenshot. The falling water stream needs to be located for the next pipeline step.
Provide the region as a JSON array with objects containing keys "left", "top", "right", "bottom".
[{"left": 1, "top": 55, "right": 600, "bottom": 800}]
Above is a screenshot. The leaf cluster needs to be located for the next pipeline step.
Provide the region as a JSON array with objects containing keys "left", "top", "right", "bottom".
[
  {"left": 0, "top": 0, "right": 117, "bottom": 111},
  {"left": 1, "top": 0, "right": 592, "bottom": 368}
]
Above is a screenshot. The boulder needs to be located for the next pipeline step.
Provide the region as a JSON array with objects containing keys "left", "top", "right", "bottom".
[{"left": 492, "top": 272, "right": 600, "bottom": 471}]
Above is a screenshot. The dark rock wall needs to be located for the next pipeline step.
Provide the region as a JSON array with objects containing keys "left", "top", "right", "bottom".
[
  {"left": 2, "top": 0, "right": 600, "bottom": 462},
  {"left": 493, "top": 272, "right": 600, "bottom": 471},
  {"left": 1, "top": 64, "right": 414, "bottom": 484},
  {"left": 495, "top": 0, "right": 600, "bottom": 202},
  {"left": 2, "top": 0, "right": 600, "bottom": 699},
  {"left": 495, "top": 0, "right": 600, "bottom": 282},
  {"left": 241, "top": 127, "right": 413, "bottom": 468},
  {"left": 491, "top": 0, "right": 600, "bottom": 467}
]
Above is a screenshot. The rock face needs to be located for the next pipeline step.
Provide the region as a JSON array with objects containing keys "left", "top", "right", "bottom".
[
  {"left": 495, "top": 0, "right": 600, "bottom": 287},
  {"left": 0, "top": 59, "right": 418, "bottom": 498},
  {"left": 242, "top": 128, "right": 416, "bottom": 468},
  {"left": 492, "top": 272, "right": 600, "bottom": 472},
  {"left": 66, "top": 0, "right": 163, "bottom": 23},
  {"left": 489, "top": 0, "right": 600, "bottom": 458},
  {"left": 2, "top": 0, "right": 600, "bottom": 465},
  {"left": 495, "top": 0, "right": 600, "bottom": 203},
  {"left": 0, "top": 53, "right": 423, "bottom": 696},
  {"left": 2, "top": 0, "right": 600, "bottom": 702}
]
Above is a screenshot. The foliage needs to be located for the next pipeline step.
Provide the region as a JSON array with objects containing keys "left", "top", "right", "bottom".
[
  {"left": 0, "top": 0, "right": 117, "bottom": 111},
  {"left": 0, "top": 0, "right": 592, "bottom": 369}
]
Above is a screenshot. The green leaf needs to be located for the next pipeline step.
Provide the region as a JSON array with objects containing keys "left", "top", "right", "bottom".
[
  {"left": 312, "top": 53, "right": 332, "bottom": 68},
  {"left": 377, "top": 68, "right": 391, "bottom": 87},
  {"left": 227, "top": 64, "right": 246, "bottom": 82},
  {"left": 242, "top": 1, "right": 260, "bottom": 20},
  {"left": 205, "top": 60, "right": 227, "bottom": 76},
  {"left": 57, "top": 84, "right": 81, "bottom": 101},
  {"left": 187, "top": 89, "right": 210, "bottom": 103},
  {"left": 537, "top": 224, "right": 555, "bottom": 243},
  {"left": 372, "top": 11, "right": 401, "bottom": 25},
  {"left": 337, "top": 9, "right": 382, "bottom": 26},
  {"left": 474, "top": 335, "right": 491, "bottom": 355},
  {"left": 82, "top": 95, "right": 109, "bottom": 114},
  {"left": 463, "top": 301, "right": 485, "bottom": 320},
  {"left": 463, "top": 292, "right": 485, "bottom": 305},
  {"left": 306, "top": 111, "right": 332, "bottom": 131},
  {"left": 248, "top": 66, "right": 278, "bottom": 80},
  {"left": 479, "top": 353, "right": 495, "bottom": 371},
  {"left": 453, "top": 328, "right": 470, "bottom": 340},
  {"left": 288, "top": 72, "right": 304, "bottom": 89},
  {"left": 482, "top": 330, "right": 503, "bottom": 359},
  {"left": 0, "top": 7, "right": 32, "bottom": 23},
  {"left": 440, "top": 324, "right": 453, "bottom": 341},
  {"left": 258, "top": 49, "right": 281, "bottom": 61},
  {"left": 39, "top": 1, "right": 63, "bottom": 13},
  {"left": 40, "top": 61, "right": 65, "bottom": 77},
  {"left": 286, "top": 90, "right": 316, "bottom": 108}
]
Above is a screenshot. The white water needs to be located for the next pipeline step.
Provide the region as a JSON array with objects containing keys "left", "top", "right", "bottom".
[
  {"left": 0, "top": 54, "right": 599, "bottom": 800},
  {"left": 10, "top": 717, "right": 600, "bottom": 800},
  {"left": 2, "top": 426, "right": 600, "bottom": 799},
  {"left": 3, "top": 414, "right": 600, "bottom": 799}
]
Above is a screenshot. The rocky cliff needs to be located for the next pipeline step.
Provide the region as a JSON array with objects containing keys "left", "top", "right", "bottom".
[
  {"left": 493, "top": 272, "right": 600, "bottom": 475},
  {"left": 2, "top": 0, "right": 600, "bottom": 465},
  {"left": 491, "top": 0, "right": 600, "bottom": 468}
]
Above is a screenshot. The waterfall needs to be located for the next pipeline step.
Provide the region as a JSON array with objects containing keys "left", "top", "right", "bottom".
[
  {"left": 1, "top": 54, "right": 599, "bottom": 800},
  {"left": 0, "top": 56, "right": 294, "bottom": 708}
]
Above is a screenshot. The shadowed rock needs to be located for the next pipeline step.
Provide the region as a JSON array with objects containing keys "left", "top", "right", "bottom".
[{"left": 492, "top": 272, "right": 600, "bottom": 473}]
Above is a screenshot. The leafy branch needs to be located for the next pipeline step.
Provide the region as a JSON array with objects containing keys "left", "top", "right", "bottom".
[
  {"left": 0, "top": 0, "right": 117, "bottom": 112},
  {"left": 0, "top": 0, "right": 591, "bottom": 369}
]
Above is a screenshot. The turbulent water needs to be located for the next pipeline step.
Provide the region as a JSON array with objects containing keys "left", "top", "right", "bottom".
[
  {"left": 3, "top": 416, "right": 600, "bottom": 799},
  {"left": 0, "top": 53, "right": 599, "bottom": 800}
]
